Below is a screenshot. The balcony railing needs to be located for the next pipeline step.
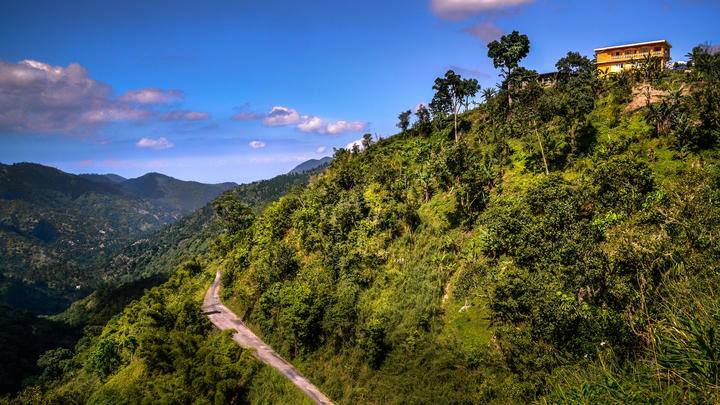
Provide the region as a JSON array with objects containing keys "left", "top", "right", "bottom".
[{"left": 608, "top": 51, "right": 666, "bottom": 61}]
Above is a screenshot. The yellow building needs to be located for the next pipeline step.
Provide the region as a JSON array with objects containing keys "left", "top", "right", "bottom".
[{"left": 595, "top": 40, "right": 671, "bottom": 74}]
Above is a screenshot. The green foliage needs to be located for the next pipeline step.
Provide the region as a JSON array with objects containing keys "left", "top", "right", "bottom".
[
  {"left": 212, "top": 193, "right": 254, "bottom": 235},
  {"left": 7, "top": 38, "right": 720, "bottom": 405},
  {"left": 397, "top": 109, "right": 412, "bottom": 133},
  {"left": 0, "top": 305, "right": 79, "bottom": 394}
]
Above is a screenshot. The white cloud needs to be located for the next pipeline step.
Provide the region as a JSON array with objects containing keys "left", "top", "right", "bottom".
[
  {"left": 260, "top": 105, "right": 367, "bottom": 135},
  {"left": 118, "top": 87, "right": 183, "bottom": 105},
  {"left": 249, "top": 140, "right": 266, "bottom": 149},
  {"left": 346, "top": 138, "right": 365, "bottom": 151},
  {"left": 263, "top": 106, "right": 301, "bottom": 126},
  {"left": 136, "top": 137, "right": 174, "bottom": 150},
  {"left": 296, "top": 115, "right": 326, "bottom": 133},
  {"left": 0, "top": 59, "right": 209, "bottom": 135},
  {"left": 413, "top": 102, "right": 429, "bottom": 113},
  {"left": 316, "top": 146, "right": 327, "bottom": 153},
  {"left": 430, "top": 0, "right": 535, "bottom": 20},
  {"left": 325, "top": 120, "right": 367, "bottom": 135}
]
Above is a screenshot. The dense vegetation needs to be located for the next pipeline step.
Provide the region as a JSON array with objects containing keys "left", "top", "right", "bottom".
[
  {"left": 209, "top": 40, "right": 719, "bottom": 403},
  {"left": 0, "top": 168, "right": 316, "bottom": 397},
  {"left": 0, "top": 164, "right": 234, "bottom": 313},
  {"left": 4, "top": 262, "right": 311, "bottom": 404},
  {"left": 6, "top": 38, "right": 720, "bottom": 404}
]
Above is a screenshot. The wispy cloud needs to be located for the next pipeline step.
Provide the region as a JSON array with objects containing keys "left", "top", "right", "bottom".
[
  {"left": 118, "top": 87, "right": 183, "bottom": 105},
  {"left": 232, "top": 111, "right": 265, "bottom": 121},
  {"left": 316, "top": 146, "right": 327, "bottom": 153},
  {"left": 136, "top": 137, "right": 174, "bottom": 150},
  {"left": 430, "top": 0, "right": 535, "bottom": 20},
  {"left": 0, "top": 59, "right": 210, "bottom": 135},
  {"left": 460, "top": 21, "right": 505, "bottom": 43},
  {"left": 429, "top": 0, "right": 533, "bottom": 44},
  {"left": 160, "top": 110, "right": 211, "bottom": 121},
  {"left": 448, "top": 64, "right": 491, "bottom": 78},
  {"left": 249, "top": 140, "right": 266, "bottom": 149}
]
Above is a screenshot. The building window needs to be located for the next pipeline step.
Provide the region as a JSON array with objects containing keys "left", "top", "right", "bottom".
[{"left": 654, "top": 47, "right": 661, "bottom": 51}]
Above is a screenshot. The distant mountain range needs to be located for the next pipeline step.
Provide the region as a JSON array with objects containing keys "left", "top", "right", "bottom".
[
  {"left": 0, "top": 162, "right": 236, "bottom": 313},
  {"left": 0, "top": 158, "right": 331, "bottom": 314},
  {"left": 81, "top": 172, "right": 237, "bottom": 215},
  {"left": 289, "top": 156, "right": 332, "bottom": 174}
]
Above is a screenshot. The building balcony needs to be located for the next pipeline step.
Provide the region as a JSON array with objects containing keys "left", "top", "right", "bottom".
[{"left": 607, "top": 51, "right": 667, "bottom": 61}]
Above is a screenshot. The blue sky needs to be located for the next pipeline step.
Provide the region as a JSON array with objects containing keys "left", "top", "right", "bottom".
[{"left": 1, "top": 0, "right": 718, "bottom": 184}]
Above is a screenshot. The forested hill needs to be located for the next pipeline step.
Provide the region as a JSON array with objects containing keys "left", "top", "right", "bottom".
[
  {"left": 289, "top": 156, "right": 333, "bottom": 174},
  {"left": 0, "top": 163, "right": 233, "bottom": 313},
  {"left": 9, "top": 39, "right": 720, "bottom": 404},
  {"left": 0, "top": 167, "right": 319, "bottom": 396},
  {"left": 120, "top": 172, "right": 237, "bottom": 215}
]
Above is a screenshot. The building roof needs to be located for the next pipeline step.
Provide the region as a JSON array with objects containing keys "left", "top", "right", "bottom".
[{"left": 594, "top": 40, "right": 671, "bottom": 52}]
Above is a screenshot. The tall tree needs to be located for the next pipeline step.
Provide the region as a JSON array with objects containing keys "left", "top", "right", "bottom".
[
  {"left": 212, "top": 193, "right": 253, "bottom": 235},
  {"left": 554, "top": 52, "right": 596, "bottom": 146},
  {"left": 397, "top": 110, "right": 412, "bottom": 134},
  {"left": 431, "top": 70, "right": 466, "bottom": 141},
  {"left": 487, "top": 31, "right": 530, "bottom": 112},
  {"left": 413, "top": 104, "right": 431, "bottom": 136},
  {"left": 461, "top": 78, "right": 481, "bottom": 112},
  {"left": 556, "top": 51, "right": 594, "bottom": 80}
]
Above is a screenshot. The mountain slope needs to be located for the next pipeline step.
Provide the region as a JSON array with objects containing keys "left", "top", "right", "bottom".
[
  {"left": 207, "top": 68, "right": 719, "bottom": 403},
  {"left": 289, "top": 156, "right": 332, "bottom": 175},
  {"left": 0, "top": 168, "right": 320, "bottom": 396},
  {"left": 121, "top": 173, "right": 236, "bottom": 214},
  {"left": 0, "top": 163, "right": 234, "bottom": 314},
  {"left": 15, "top": 47, "right": 720, "bottom": 404},
  {"left": 55, "top": 169, "right": 317, "bottom": 328}
]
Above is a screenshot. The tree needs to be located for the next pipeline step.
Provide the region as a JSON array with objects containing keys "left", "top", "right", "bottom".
[
  {"left": 553, "top": 52, "right": 596, "bottom": 147},
  {"left": 461, "top": 78, "right": 481, "bottom": 112},
  {"left": 362, "top": 133, "right": 374, "bottom": 149},
  {"left": 431, "top": 70, "right": 465, "bottom": 141},
  {"left": 397, "top": 110, "right": 412, "bottom": 134},
  {"left": 212, "top": 193, "right": 254, "bottom": 235},
  {"left": 413, "top": 104, "right": 431, "bottom": 136},
  {"left": 645, "top": 87, "right": 683, "bottom": 137},
  {"left": 512, "top": 75, "right": 549, "bottom": 175},
  {"left": 556, "top": 51, "right": 595, "bottom": 82},
  {"left": 487, "top": 31, "right": 531, "bottom": 112}
]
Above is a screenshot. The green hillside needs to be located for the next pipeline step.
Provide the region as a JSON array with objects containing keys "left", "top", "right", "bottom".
[
  {"left": 120, "top": 172, "right": 237, "bottom": 215},
  {"left": 0, "top": 163, "right": 181, "bottom": 312},
  {"left": 7, "top": 40, "right": 720, "bottom": 404},
  {"left": 56, "top": 170, "right": 317, "bottom": 329},
  {"left": 0, "top": 168, "right": 317, "bottom": 396},
  {"left": 0, "top": 164, "right": 237, "bottom": 314}
]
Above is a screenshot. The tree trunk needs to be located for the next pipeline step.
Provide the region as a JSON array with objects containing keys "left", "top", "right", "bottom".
[
  {"left": 506, "top": 68, "right": 513, "bottom": 121},
  {"left": 453, "top": 101, "right": 459, "bottom": 142},
  {"left": 533, "top": 120, "right": 549, "bottom": 175}
]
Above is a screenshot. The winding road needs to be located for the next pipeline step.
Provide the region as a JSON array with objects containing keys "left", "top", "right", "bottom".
[{"left": 203, "top": 271, "right": 333, "bottom": 405}]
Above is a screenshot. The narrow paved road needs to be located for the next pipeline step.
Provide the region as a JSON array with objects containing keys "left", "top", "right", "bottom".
[{"left": 203, "top": 271, "right": 333, "bottom": 405}]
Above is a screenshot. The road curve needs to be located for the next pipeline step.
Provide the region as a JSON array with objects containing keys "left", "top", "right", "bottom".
[{"left": 203, "top": 271, "right": 333, "bottom": 405}]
